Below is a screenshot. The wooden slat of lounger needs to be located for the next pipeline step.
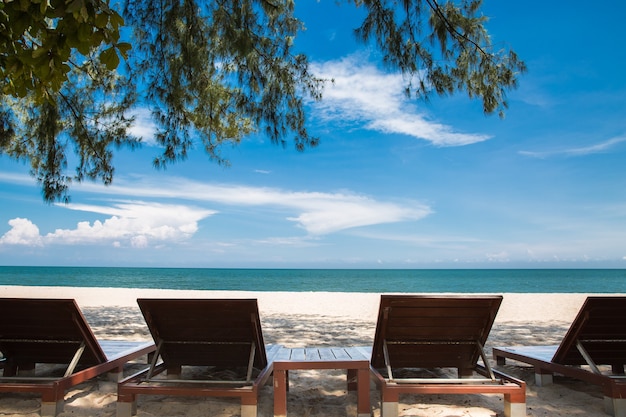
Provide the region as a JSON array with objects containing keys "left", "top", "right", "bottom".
[
  {"left": 371, "top": 295, "right": 501, "bottom": 370},
  {"left": 137, "top": 299, "right": 268, "bottom": 370},
  {"left": 385, "top": 310, "right": 496, "bottom": 340},
  {"left": 386, "top": 325, "right": 490, "bottom": 341},
  {"left": 0, "top": 298, "right": 106, "bottom": 367},
  {"left": 139, "top": 300, "right": 258, "bottom": 342},
  {"left": 387, "top": 344, "right": 478, "bottom": 369},
  {"left": 387, "top": 306, "right": 497, "bottom": 318},
  {"left": 554, "top": 296, "right": 626, "bottom": 366},
  {"left": 164, "top": 346, "right": 255, "bottom": 369},
  {"left": 145, "top": 317, "right": 256, "bottom": 342}
]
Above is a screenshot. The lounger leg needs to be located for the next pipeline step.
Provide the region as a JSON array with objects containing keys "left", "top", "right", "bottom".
[
  {"left": 108, "top": 365, "right": 124, "bottom": 382},
  {"left": 167, "top": 365, "right": 181, "bottom": 379},
  {"left": 3, "top": 360, "right": 17, "bottom": 376},
  {"left": 534, "top": 368, "right": 553, "bottom": 386},
  {"left": 241, "top": 394, "right": 258, "bottom": 417},
  {"left": 380, "top": 389, "right": 399, "bottom": 417},
  {"left": 18, "top": 361, "right": 36, "bottom": 377},
  {"left": 116, "top": 400, "right": 137, "bottom": 417},
  {"left": 381, "top": 401, "right": 398, "bottom": 417},
  {"left": 241, "top": 404, "right": 257, "bottom": 417},
  {"left": 117, "top": 392, "right": 137, "bottom": 417},
  {"left": 605, "top": 396, "right": 626, "bottom": 417},
  {"left": 504, "top": 395, "right": 527, "bottom": 417},
  {"left": 40, "top": 400, "right": 64, "bottom": 417}
]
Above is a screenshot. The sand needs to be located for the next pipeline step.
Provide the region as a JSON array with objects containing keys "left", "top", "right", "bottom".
[{"left": 0, "top": 286, "right": 618, "bottom": 417}]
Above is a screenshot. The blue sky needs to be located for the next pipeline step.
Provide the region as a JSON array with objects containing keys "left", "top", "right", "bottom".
[{"left": 1, "top": 1, "right": 625, "bottom": 268}]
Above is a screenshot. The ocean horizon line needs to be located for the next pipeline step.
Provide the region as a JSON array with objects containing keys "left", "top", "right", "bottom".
[{"left": 1, "top": 266, "right": 625, "bottom": 294}]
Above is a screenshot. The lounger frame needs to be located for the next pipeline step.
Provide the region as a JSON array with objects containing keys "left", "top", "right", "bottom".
[
  {"left": 116, "top": 298, "right": 278, "bottom": 417},
  {"left": 0, "top": 298, "right": 155, "bottom": 416},
  {"left": 370, "top": 295, "right": 526, "bottom": 417},
  {"left": 493, "top": 296, "right": 626, "bottom": 417}
]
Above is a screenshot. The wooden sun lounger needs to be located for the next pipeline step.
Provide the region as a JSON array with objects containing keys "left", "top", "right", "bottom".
[
  {"left": 0, "top": 298, "right": 155, "bottom": 416},
  {"left": 370, "top": 295, "right": 526, "bottom": 417},
  {"left": 493, "top": 296, "right": 626, "bottom": 417},
  {"left": 116, "top": 299, "right": 279, "bottom": 417}
]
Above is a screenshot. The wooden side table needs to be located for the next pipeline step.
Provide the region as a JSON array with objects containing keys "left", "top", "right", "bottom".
[{"left": 273, "top": 346, "right": 371, "bottom": 417}]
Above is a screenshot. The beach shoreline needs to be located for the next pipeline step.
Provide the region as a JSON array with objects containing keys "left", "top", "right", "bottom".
[
  {"left": 0, "top": 286, "right": 620, "bottom": 416},
  {"left": 0, "top": 285, "right": 609, "bottom": 321}
]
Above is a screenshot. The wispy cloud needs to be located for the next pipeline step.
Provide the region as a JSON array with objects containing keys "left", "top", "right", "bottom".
[
  {"left": 0, "top": 174, "right": 432, "bottom": 247},
  {"left": 127, "top": 107, "right": 158, "bottom": 145},
  {"left": 311, "top": 54, "right": 491, "bottom": 146},
  {"left": 520, "top": 136, "right": 626, "bottom": 158},
  {"left": 85, "top": 176, "right": 433, "bottom": 236}
]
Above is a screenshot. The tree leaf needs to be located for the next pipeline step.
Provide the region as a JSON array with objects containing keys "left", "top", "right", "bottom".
[
  {"left": 94, "top": 12, "right": 108, "bottom": 28},
  {"left": 99, "top": 46, "right": 119, "bottom": 70},
  {"left": 115, "top": 42, "right": 131, "bottom": 59}
]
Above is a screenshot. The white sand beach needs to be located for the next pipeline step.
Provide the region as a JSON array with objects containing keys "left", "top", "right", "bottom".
[{"left": 0, "top": 286, "right": 619, "bottom": 417}]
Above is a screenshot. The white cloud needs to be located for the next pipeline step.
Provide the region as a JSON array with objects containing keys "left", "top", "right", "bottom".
[
  {"left": 520, "top": 136, "right": 626, "bottom": 158},
  {"left": 286, "top": 195, "right": 429, "bottom": 235},
  {"left": 485, "top": 251, "right": 510, "bottom": 262},
  {"left": 0, "top": 172, "right": 35, "bottom": 186},
  {"left": 49, "top": 201, "right": 216, "bottom": 244},
  {"left": 131, "top": 235, "right": 149, "bottom": 248},
  {"left": 0, "top": 202, "right": 216, "bottom": 248},
  {"left": 128, "top": 107, "right": 158, "bottom": 146},
  {"left": 311, "top": 54, "right": 491, "bottom": 146},
  {"left": 0, "top": 218, "right": 43, "bottom": 246},
  {"left": 77, "top": 177, "right": 432, "bottom": 235},
  {"left": 0, "top": 174, "right": 432, "bottom": 242}
]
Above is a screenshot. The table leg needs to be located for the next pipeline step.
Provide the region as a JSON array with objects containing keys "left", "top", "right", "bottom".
[
  {"left": 357, "top": 367, "right": 371, "bottom": 417},
  {"left": 274, "top": 368, "right": 288, "bottom": 417},
  {"left": 347, "top": 369, "right": 357, "bottom": 391}
]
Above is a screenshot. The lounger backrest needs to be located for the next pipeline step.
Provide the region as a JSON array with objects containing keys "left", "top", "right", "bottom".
[
  {"left": 0, "top": 298, "right": 107, "bottom": 366},
  {"left": 553, "top": 296, "right": 626, "bottom": 366},
  {"left": 137, "top": 299, "right": 267, "bottom": 369},
  {"left": 371, "top": 295, "right": 502, "bottom": 371}
]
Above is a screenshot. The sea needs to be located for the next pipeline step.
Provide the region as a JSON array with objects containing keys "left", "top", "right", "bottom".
[{"left": 0, "top": 266, "right": 625, "bottom": 293}]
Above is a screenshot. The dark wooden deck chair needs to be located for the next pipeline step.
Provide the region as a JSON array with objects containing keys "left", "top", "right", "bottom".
[
  {"left": 116, "top": 299, "right": 280, "bottom": 417},
  {"left": 0, "top": 298, "right": 155, "bottom": 416},
  {"left": 370, "top": 295, "right": 526, "bottom": 417},
  {"left": 493, "top": 296, "right": 626, "bottom": 417}
]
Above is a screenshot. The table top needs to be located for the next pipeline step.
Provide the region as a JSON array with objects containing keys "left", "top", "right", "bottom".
[{"left": 273, "top": 346, "right": 371, "bottom": 368}]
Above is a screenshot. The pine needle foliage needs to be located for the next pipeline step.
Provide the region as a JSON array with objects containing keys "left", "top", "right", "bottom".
[{"left": 0, "top": 0, "right": 524, "bottom": 202}]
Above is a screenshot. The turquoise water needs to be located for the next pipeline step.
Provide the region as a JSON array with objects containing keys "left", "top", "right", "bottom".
[{"left": 1, "top": 266, "right": 625, "bottom": 293}]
